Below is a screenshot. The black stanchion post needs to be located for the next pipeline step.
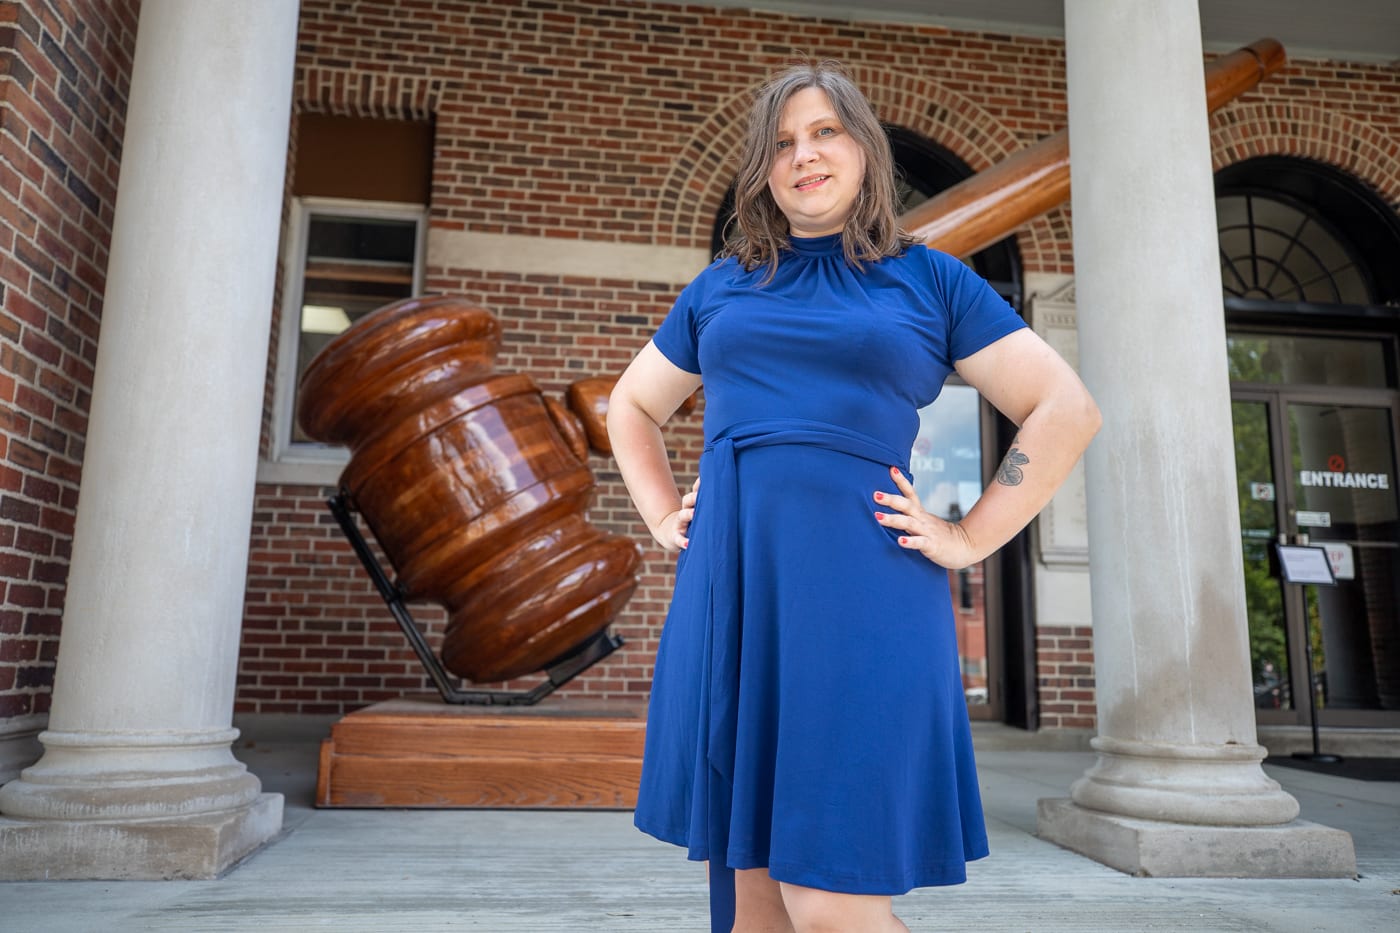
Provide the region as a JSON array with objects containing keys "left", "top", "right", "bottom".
[
  {"left": 1294, "top": 604, "right": 1341, "bottom": 765},
  {"left": 1274, "top": 535, "right": 1342, "bottom": 765}
]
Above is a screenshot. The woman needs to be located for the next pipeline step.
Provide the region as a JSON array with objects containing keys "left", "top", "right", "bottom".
[{"left": 608, "top": 61, "right": 1100, "bottom": 933}]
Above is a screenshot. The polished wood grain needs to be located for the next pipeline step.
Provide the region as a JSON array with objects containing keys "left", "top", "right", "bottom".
[
  {"left": 566, "top": 375, "right": 699, "bottom": 455},
  {"left": 564, "top": 376, "right": 615, "bottom": 454},
  {"left": 900, "top": 39, "right": 1286, "bottom": 257},
  {"left": 298, "top": 296, "right": 640, "bottom": 683},
  {"left": 315, "top": 696, "right": 647, "bottom": 808}
]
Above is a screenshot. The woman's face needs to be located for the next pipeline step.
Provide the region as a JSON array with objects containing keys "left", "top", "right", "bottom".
[{"left": 766, "top": 86, "right": 868, "bottom": 238}]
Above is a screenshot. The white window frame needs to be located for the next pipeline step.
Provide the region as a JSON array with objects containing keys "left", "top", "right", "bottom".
[{"left": 258, "top": 196, "right": 428, "bottom": 486}]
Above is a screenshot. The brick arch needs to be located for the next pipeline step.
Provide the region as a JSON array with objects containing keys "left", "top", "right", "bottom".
[
  {"left": 651, "top": 86, "right": 752, "bottom": 249},
  {"left": 653, "top": 65, "right": 1065, "bottom": 269},
  {"left": 1210, "top": 102, "right": 1400, "bottom": 210},
  {"left": 295, "top": 66, "right": 443, "bottom": 120}
]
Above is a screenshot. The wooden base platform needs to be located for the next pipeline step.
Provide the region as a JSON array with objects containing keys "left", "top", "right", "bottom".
[{"left": 315, "top": 694, "right": 647, "bottom": 809}]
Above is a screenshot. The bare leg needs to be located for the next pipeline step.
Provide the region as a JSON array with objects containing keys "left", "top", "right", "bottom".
[
  {"left": 778, "top": 882, "right": 909, "bottom": 933},
  {"left": 733, "top": 868, "right": 795, "bottom": 933}
]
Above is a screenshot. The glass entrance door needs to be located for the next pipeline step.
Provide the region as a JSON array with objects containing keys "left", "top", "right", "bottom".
[
  {"left": 1286, "top": 400, "right": 1400, "bottom": 722},
  {"left": 1232, "top": 387, "right": 1400, "bottom": 726}
]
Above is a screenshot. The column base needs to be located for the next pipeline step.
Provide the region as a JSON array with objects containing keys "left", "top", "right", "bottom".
[
  {"left": 1037, "top": 798, "right": 1356, "bottom": 878},
  {"left": 0, "top": 792, "right": 283, "bottom": 880},
  {"left": 1071, "top": 735, "right": 1301, "bottom": 825}
]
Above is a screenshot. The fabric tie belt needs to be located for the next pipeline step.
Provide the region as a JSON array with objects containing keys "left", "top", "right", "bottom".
[{"left": 697, "top": 419, "right": 908, "bottom": 931}]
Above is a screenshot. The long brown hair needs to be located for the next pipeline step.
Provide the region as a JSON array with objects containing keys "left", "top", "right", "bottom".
[{"left": 719, "top": 60, "right": 914, "bottom": 281}]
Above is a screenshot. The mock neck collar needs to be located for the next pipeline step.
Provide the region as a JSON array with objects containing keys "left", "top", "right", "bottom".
[{"left": 786, "top": 232, "right": 844, "bottom": 256}]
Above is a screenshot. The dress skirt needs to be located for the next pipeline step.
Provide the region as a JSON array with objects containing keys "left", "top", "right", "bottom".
[{"left": 632, "top": 420, "right": 989, "bottom": 897}]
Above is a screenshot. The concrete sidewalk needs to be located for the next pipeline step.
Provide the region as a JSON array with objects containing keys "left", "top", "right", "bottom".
[{"left": 0, "top": 726, "right": 1396, "bottom": 932}]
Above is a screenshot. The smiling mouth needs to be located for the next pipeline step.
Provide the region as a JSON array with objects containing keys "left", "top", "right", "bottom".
[{"left": 795, "top": 175, "right": 830, "bottom": 190}]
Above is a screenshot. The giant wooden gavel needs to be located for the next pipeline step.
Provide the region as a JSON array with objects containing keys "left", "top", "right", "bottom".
[{"left": 297, "top": 297, "right": 641, "bottom": 683}]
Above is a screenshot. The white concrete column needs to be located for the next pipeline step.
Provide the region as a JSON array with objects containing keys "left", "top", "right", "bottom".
[
  {"left": 0, "top": 0, "right": 297, "bottom": 879},
  {"left": 1036, "top": 0, "right": 1354, "bottom": 877}
]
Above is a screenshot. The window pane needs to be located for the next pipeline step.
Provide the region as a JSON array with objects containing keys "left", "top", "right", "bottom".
[
  {"left": 1232, "top": 400, "right": 1292, "bottom": 710},
  {"left": 913, "top": 384, "right": 982, "bottom": 520},
  {"left": 1217, "top": 193, "right": 1374, "bottom": 305},
  {"left": 1306, "top": 549, "right": 1400, "bottom": 712},
  {"left": 1226, "top": 333, "right": 1393, "bottom": 389},
  {"left": 307, "top": 217, "right": 417, "bottom": 264},
  {"left": 1289, "top": 403, "right": 1399, "bottom": 541},
  {"left": 293, "top": 213, "right": 418, "bottom": 444}
]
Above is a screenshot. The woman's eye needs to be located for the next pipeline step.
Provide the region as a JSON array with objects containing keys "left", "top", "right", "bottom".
[
  {"left": 816, "top": 127, "right": 835, "bottom": 136},
  {"left": 775, "top": 139, "right": 792, "bottom": 150}
]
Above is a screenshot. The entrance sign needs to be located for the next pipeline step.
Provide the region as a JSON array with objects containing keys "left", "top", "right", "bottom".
[
  {"left": 1275, "top": 544, "right": 1337, "bottom": 585},
  {"left": 1298, "top": 469, "right": 1391, "bottom": 489}
]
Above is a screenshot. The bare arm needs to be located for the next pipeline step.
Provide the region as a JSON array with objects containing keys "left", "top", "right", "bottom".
[
  {"left": 874, "top": 328, "right": 1101, "bottom": 569},
  {"left": 607, "top": 340, "right": 704, "bottom": 551}
]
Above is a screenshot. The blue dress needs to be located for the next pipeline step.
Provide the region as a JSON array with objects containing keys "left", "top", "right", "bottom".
[{"left": 633, "top": 232, "right": 1025, "bottom": 920}]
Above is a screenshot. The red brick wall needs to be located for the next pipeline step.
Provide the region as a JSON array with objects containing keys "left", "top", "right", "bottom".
[
  {"left": 1036, "top": 624, "right": 1095, "bottom": 730},
  {"left": 0, "top": 0, "right": 138, "bottom": 722},
  {"left": 232, "top": 0, "right": 1400, "bottom": 719}
]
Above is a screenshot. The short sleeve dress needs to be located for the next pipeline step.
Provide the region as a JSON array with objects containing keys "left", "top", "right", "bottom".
[{"left": 633, "top": 232, "right": 1026, "bottom": 912}]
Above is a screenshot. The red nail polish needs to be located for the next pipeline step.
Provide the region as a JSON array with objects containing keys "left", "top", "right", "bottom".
[
  {"left": 873, "top": 491, "right": 884, "bottom": 501},
  {"left": 874, "top": 512, "right": 884, "bottom": 521},
  {"left": 899, "top": 536, "right": 908, "bottom": 545}
]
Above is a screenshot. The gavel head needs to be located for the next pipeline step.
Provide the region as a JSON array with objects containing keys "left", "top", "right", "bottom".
[{"left": 297, "top": 295, "right": 640, "bottom": 683}]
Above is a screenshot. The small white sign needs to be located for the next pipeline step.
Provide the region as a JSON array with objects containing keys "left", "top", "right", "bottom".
[
  {"left": 1250, "top": 482, "right": 1275, "bottom": 501},
  {"left": 1323, "top": 542, "right": 1355, "bottom": 581},
  {"left": 1296, "top": 510, "right": 1332, "bottom": 528},
  {"left": 1276, "top": 545, "right": 1336, "bottom": 586}
]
